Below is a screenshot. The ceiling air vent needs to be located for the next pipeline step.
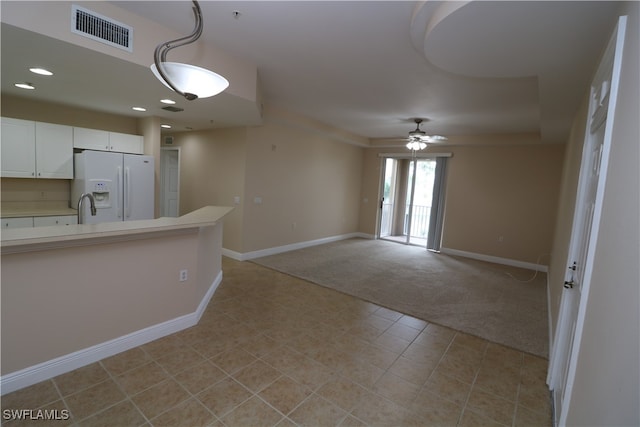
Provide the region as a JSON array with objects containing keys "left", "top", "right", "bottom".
[
  {"left": 162, "top": 106, "right": 184, "bottom": 113},
  {"left": 71, "top": 5, "right": 133, "bottom": 52}
]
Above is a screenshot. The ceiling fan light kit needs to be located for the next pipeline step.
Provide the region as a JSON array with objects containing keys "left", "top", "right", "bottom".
[
  {"left": 406, "top": 118, "right": 447, "bottom": 150},
  {"left": 407, "top": 119, "right": 447, "bottom": 151},
  {"left": 406, "top": 140, "right": 428, "bottom": 151},
  {"left": 151, "top": 0, "right": 229, "bottom": 101}
]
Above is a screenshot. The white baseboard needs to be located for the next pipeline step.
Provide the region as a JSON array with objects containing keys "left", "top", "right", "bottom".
[
  {"left": 223, "top": 232, "right": 373, "bottom": 261},
  {"left": 221, "top": 247, "right": 244, "bottom": 260},
  {"left": 440, "top": 247, "right": 548, "bottom": 272},
  {"left": 0, "top": 271, "right": 223, "bottom": 396}
]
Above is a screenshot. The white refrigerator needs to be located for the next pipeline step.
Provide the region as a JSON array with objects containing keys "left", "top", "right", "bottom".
[{"left": 71, "top": 150, "right": 154, "bottom": 224}]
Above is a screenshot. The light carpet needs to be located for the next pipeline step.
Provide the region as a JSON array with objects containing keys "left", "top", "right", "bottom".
[{"left": 252, "top": 238, "right": 548, "bottom": 358}]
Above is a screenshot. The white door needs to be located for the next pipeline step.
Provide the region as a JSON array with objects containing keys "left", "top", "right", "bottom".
[
  {"left": 160, "top": 148, "right": 180, "bottom": 217},
  {"left": 547, "top": 16, "right": 627, "bottom": 425}
]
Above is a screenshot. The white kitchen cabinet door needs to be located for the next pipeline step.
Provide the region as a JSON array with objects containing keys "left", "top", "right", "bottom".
[
  {"left": 33, "top": 215, "right": 77, "bottom": 227},
  {"left": 35, "top": 122, "right": 73, "bottom": 179},
  {"left": 109, "top": 132, "right": 144, "bottom": 154},
  {"left": 73, "top": 127, "right": 110, "bottom": 151},
  {"left": 1, "top": 117, "right": 36, "bottom": 178},
  {"left": 2, "top": 217, "right": 34, "bottom": 229}
]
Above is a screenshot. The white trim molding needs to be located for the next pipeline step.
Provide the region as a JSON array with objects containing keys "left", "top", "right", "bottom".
[
  {"left": 440, "top": 247, "right": 548, "bottom": 272},
  {"left": 377, "top": 152, "right": 453, "bottom": 159},
  {"left": 0, "top": 272, "right": 223, "bottom": 395},
  {"left": 223, "top": 232, "right": 373, "bottom": 261}
]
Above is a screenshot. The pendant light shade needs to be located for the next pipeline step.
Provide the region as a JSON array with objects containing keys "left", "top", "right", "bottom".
[
  {"left": 151, "top": 0, "right": 228, "bottom": 100},
  {"left": 150, "top": 62, "right": 228, "bottom": 99}
]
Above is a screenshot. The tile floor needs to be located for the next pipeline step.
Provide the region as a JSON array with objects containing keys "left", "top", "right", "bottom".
[{"left": 1, "top": 258, "right": 552, "bottom": 426}]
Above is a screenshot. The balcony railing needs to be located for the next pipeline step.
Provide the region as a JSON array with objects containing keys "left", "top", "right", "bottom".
[
  {"left": 380, "top": 203, "right": 431, "bottom": 239},
  {"left": 404, "top": 204, "right": 431, "bottom": 238}
]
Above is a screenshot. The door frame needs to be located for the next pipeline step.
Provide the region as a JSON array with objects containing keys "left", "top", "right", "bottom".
[
  {"left": 547, "top": 16, "right": 627, "bottom": 425},
  {"left": 160, "top": 147, "right": 181, "bottom": 217}
]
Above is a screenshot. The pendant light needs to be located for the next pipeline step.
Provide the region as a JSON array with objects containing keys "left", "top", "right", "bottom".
[{"left": 151, "top": 0, "right": 229, "bottom": 100}]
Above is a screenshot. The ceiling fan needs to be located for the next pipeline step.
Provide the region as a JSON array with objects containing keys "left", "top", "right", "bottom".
[{"left": 406, "top": 118, "right": 447, "bottom": 150}]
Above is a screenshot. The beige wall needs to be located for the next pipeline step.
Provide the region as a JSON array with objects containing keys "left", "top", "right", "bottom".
[
  {"left": 241, "top": 120, "right": 364, "bottom": 253},
  {"left": 171, "top": 114, "right": 364, "bottom": 255},
  {"left": 1, "top": 94, "right": 139, "bottom": 134},
  {"left": 139, "top": 116, "right": 163, "bottom": 218},
  {"left": 358, "top": 143, "right": 564, "bottom": 265},
  {"left": 169, "top": 128, "right": 247, "bottom": 253},
  {"left": 1, "top": 225, "right": 223, "bottom": 374},
  {"left": 558, "top": 4, "right": 639, "bottom": 425},
  {"left": 1, "top": 178, "right": 70, "bottom": 205},
  {"left": 443, "top": 144, "right": 564, "bottom": 264}
]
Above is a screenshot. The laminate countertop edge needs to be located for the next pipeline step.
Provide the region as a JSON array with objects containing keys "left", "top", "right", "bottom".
[{"left": 1, "top": 206, "right": 233, "bottom": 254}]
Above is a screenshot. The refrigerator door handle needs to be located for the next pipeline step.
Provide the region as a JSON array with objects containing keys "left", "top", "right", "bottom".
[
  {"left": 125, "top": 167, "right": 132, "bottom": 219},
  {"left": 117, "top": 166, "right": 123, "bottom": 218}
]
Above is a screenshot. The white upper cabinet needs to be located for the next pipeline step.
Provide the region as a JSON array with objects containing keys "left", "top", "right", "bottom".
[
  {"left": 1, "top": 118, "right": 73, "bottom": 179},
  {"left": 35, "top": 122, "right": 74, "bottom": 178},
  {"left": 1, "top": 117, "right": 36, "bottom": 178},
  {"left": 1, "top": 118, "right": 144, "bottom": 179},
  {"left": 74, "top": 127, "right": 143, "bottom": 154},
  {"left": 73, "top": 127, "right": 110, "bottom": 152},
  {"left": 109, "top": 132, "right": 143, "bottom": 154}
]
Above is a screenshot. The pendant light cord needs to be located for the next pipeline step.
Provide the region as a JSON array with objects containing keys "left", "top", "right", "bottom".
[{"left": 153, "top": 0, "right": 204, "bottom": 100}]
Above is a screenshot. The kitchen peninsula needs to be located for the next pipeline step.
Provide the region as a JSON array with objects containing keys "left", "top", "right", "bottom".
[{"left": 1, "top": 206, "right": 232, "bottom": 394}]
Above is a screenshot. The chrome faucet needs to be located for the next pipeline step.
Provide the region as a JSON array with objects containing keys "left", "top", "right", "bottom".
[{"left": 77, "top": 193, "right": 97, "bottom": 224}]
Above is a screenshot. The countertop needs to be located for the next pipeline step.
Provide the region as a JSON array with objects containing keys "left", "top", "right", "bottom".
[
  {"left": 1, "top": 206, "right": 233, "bottom": 254},
  {"left": 1, "top": 201, "right": 77, "bottom": 218}
]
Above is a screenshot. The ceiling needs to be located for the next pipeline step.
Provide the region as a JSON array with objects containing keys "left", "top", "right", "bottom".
[{"left": 1, "top": 1, "right": 621, "bottom": 145}]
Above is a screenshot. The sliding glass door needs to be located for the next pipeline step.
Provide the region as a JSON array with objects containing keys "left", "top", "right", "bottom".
[
  {"left": 379, "top": 159, "right": 398, "bottom": 239},
  {"left": 404, "top": 159, "right": 437, "bottom": 245},
  {"left": 378, "top": 155, "right": 448, "bottom": 250}
]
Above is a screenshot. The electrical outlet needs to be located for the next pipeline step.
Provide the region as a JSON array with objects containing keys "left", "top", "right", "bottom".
[{"left": 179, "top": 269, "right": 188, "bottom": 282}]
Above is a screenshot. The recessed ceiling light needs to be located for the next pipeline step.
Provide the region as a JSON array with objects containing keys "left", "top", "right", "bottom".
[
  {"left": 161, "top": 124, "right": 172, "bottom": 129},
  {"left": 132, "top": 107, "right": 146, "bottom": 112},
  {"left": 160, "top": 99, "right": 176, "bottom": 105},
  {"left": 29, "top": 67, "right": 53, "bottom": 76},
  {"left": 15, "top": 82, "right": 35, "bottom": 90}
]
